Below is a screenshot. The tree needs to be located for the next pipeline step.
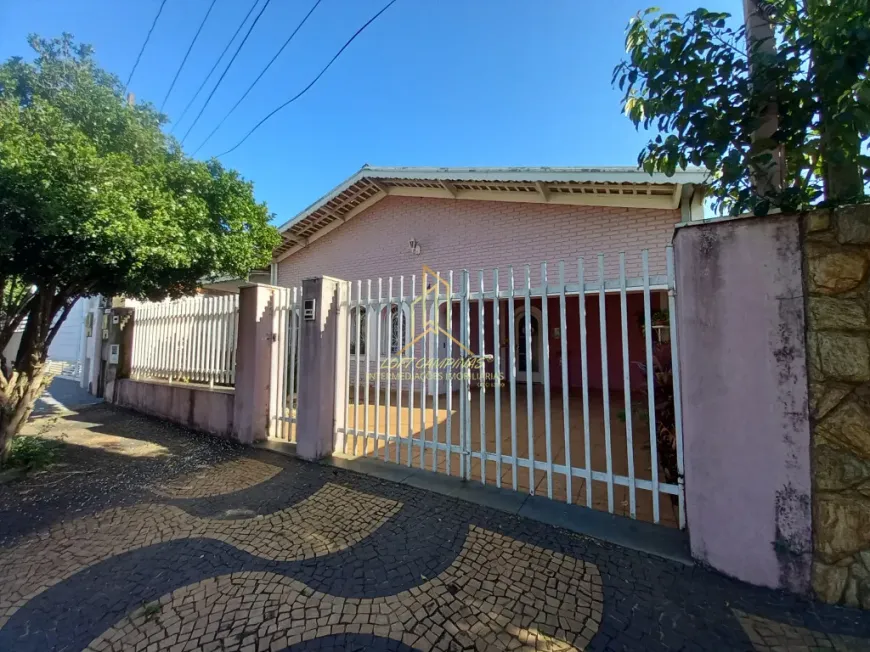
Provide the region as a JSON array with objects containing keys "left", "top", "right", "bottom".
[
  {"left": 613, "top": 0, "right": 870, "bottom": 216},
  {"left": 0, "top": 34, "right": 280, "bottom": 461}
]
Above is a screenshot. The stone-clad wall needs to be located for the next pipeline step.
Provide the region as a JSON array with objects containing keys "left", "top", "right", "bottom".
[{"left": 804, "top": 205, "right": 870, "bottom": 608}]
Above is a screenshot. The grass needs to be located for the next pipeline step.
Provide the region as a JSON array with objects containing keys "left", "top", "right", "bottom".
[
  {"left": 3, "top": 435, "right": 64, "bottom": 471},
  {"left": 138, "top": 601, "right": 162, "bottom": 622}
]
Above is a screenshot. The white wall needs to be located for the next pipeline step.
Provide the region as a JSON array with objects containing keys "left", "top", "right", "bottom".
[
  {"left": 2, "top": 299, "right": 86, "bottom": 376},
  {"left": 47, "top": 299, "right": 85, "bottom": 362}
]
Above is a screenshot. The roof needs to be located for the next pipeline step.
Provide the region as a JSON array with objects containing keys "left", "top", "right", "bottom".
[{"left": 274, "top": 165, "right": 708, "bottom": 261}]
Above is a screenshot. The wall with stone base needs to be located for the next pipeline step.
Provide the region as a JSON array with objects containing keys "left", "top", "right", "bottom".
[{"left": 804, "top": 204, "right": 870, "bottom": 609}]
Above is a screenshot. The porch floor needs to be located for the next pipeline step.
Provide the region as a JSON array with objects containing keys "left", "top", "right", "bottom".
[{"left": 336, "top": 386, "right": 679, "bottom": 528}]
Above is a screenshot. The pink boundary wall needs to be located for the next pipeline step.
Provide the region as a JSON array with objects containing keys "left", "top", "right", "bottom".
[
  {"left": 114, "top": 286, "right": 275, "bottom": 444},
  {"left": 675, "top": 214, "right": 812, "bottom": 594},
  {"left": 114, "top": 378, "right": 235, "bottom": 439}
]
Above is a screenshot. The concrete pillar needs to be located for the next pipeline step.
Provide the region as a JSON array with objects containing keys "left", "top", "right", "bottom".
[
  {"left": 296, "top": 276, "right": 348, "bottom": 461},
  {"left": 233, "top": 285, "right": 274, "bottom": 445},
  {"left": 674, "top": 214, "right": 812, "bottom": 595},
  {"left": 103, "top": 307, "right": 134, "bottom": 403}
]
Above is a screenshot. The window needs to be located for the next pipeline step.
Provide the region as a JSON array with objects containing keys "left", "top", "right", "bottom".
[
  {"left": 349, "top": 304, "right": 409, "bottom": 357},
  {"left": 388, "top": 304, "right": 409, "bottom": 355},
  {"left": 350, "top": 307, "right": 366, "bottom": 356}
]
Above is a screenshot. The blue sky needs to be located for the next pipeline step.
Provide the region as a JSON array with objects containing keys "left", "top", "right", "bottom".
[{"left": 0, "top": 0, "right": 735, "bottom": 223}]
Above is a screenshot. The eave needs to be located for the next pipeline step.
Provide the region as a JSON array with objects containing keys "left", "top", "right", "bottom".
[{"left": 274, "top": 166, "right": 707, "bottom": 262}]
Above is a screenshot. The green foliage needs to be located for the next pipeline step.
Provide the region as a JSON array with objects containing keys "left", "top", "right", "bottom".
[
  {"left": 614, "top": 2, "right": 870, "bottom": 216},
  {"left": 3, "top": 435, "right": 62, "bottom": 470},
  {"left": 0, "top": 34, "right": 281, "bottom": 301},
  {"left": 634, "top": 342, "right": 679, "bottom": 486}
]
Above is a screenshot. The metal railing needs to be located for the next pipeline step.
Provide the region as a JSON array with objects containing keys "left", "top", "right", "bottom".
[
  {"left": 335, "top": 247, "right": 685, "bottom": 528},
  {"left": 131, "top": 294, "right": 239, "bottom": 387}
]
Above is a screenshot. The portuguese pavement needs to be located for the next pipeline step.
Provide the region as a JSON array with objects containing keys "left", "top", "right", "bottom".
[{"left": 0, "top": 408, "right": 868, "bottom": 651}]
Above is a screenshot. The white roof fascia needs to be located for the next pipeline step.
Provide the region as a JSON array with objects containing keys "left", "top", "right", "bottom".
[{"left": 277, "top": 165, "right": 710, "bottom": 235}]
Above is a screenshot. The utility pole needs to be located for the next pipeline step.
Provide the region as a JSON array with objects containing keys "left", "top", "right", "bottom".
[{"left": 743, "top": 0, "right": 784, "bottom": 200}]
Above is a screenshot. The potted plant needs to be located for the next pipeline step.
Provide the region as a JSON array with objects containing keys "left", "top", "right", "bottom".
[{"left": 637, "top": 310, "right": 670, "bottom": 342}]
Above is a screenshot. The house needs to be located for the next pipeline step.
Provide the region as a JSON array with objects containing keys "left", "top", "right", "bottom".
[
  {"left": 2, "top": 298, "right": 86, "bottom": 379},
  {"left": 268, "top": 166, "right": 705, "bottom": 524},
  {"left": 271, "top": 165, "right": 704, "bottom": 391}
]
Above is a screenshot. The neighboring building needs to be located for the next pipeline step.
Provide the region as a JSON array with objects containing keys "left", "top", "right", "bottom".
[
  {"left": 271, "top": 165, "right": 705, "bottom": 393},
  {"left": 2, "top": 298, "right": 86, "bottom": 379},
  {"left": 199, "top": 269, "right": 271, "bottom": 295}
]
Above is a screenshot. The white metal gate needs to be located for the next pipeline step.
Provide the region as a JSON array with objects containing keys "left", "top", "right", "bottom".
[
  {"left": 337, "top": 247, "right": 684, "bottom": 528},
  {"left": 270, "top": 286, "right": 301, "bottom": 442}
]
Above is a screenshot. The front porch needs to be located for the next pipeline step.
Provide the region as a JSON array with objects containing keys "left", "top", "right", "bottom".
[{"left": 339, "top": 386, "right": 679, "bottom": 528}]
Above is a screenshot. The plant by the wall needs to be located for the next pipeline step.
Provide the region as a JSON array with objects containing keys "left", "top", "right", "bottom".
[{"left": 634, "top": 342, "right": 679, "bottom": 488}]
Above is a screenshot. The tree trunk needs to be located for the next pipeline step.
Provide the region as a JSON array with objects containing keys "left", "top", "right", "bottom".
[
  {"left": 743, "top": 0, "right": 785, "bottom": 198},
  {"left": 806, "top": 0, "right": 866, "bottom": 204},
  {"left": 822, "top": 128, "right": 864, "bottom": 202},
  {"left": 0, "top": 288, "right": 71, "bottom": 465},
  {"left": 0, "top": 366, "right": 51, "bottom": 463}
]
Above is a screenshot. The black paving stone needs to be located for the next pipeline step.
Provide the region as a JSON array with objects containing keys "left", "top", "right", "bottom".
[{"left": 3, "top": 409, "right": 870, "bottom": 652}]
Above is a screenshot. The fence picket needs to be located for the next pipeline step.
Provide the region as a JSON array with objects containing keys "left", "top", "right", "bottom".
[
  {"left": 558, "top": 261, "right": 571, "bottom": 503},
  {"left": 642, "top": 250, "right": 659, "bottom": 523},
  {"left": 523, "top": 265, "right": 534, "bottom": 495},
  {"left": 354, "top": 281, "right": 362, "bottom": 454},
  {"left": 364, "top": 280, "right": 372, "bottom": 456},
  {"left": 493, "top": 268, "right": 502, "bottom": 488},
  {"left": 445, "top": 271, "right": 453, "bottom": 476},
  {"left": 478, "top": 269, "right": 486, "bottom": 485},
  {"left": 667, "top": 246, "right": 686, "bottom": 529},
  {"left": 599, "top": 254, "right": 615, "bottom": 513},
  {"left": 541, "top": 263, "right": 553, "bottom": 499},
  {"left": 385, "top": 278, "right": 393, "bottom": 462},
  {"left": 508, "top": 267, "right": 518, "bottom": 491},
  {"left": 419, "top": 274, "right": 427, "bottom": 470},
  {"left": 578, "top": 258, "right": 592, "bottom": 508},
  {"left": 620, "top": 253, "right": 637, "bottom": 519},
  {"left": 432, "top": 274, "right": 440, "bottom": 473},
  {"left": 375, "top": 278, "right": 383, "bottom": 457},
  {"left": 397, "top": 276, "right": 405, "bottom": 465}
]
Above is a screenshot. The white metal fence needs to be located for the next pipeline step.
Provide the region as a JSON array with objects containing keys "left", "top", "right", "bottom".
[
  {"left": 45, "top": 359, "right": 82, "bottom": 380},
  {"left": 270, "top": 286, "right": 302, "bottom": 442},
  {"left": 336, "top": 247, "right": 685, "bottom": 528},
  {"left": 131, "top": 294, "right": 239, "bottom": 387}
]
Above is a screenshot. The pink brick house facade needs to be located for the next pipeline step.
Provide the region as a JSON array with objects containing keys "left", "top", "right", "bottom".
[
  {"left": 277, "top": 195, "right": 678, "bottom": 289},
  {"left": 272, "top": 166, "right": 705, "bottom": 392}
]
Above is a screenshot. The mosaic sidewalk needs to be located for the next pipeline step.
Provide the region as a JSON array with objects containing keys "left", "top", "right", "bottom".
[{"left": 1, "top": 414, "right": 869, "bottom": 651}]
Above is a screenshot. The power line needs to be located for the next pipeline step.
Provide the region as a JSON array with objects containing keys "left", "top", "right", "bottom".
[
  {"left": 180, "top": 0, "right": 273, "bottom": 145},
  {"left": 171, "top": 0, "right": 260, "bottom": 134},
  {"left": 125, "top": 0, "right": 168, "bottom": 90},
  {"left": 192, "top": 0, "right": 324, "bottom": 155},
  {"left": 216, "top": 0, "right": 399, "bottom": 158},
  {"left": 160, "top": 0, "right": 219, "bottom": 112}
]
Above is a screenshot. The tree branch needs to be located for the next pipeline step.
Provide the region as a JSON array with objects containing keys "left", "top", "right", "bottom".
[{"left": 46, "top": 299, "right": 75, "bottom": 349}]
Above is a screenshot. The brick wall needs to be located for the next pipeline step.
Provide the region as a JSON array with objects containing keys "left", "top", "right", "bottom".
[
  {"left": 277, "top": 196, "right": 681, "bottom": 289},
  {"left": 279, "top": 196, "right": 679, "bottom": 394}
]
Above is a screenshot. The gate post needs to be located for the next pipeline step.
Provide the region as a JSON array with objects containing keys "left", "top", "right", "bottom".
[
  {"left": 674, "top": 214, "right": 812, "bottom": 595},
  {"left": 233, "top": 285, "right": 274, "bottom": 444},
  {"left": 296, "top": 276, "right": 349, "bottom": 461}
]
